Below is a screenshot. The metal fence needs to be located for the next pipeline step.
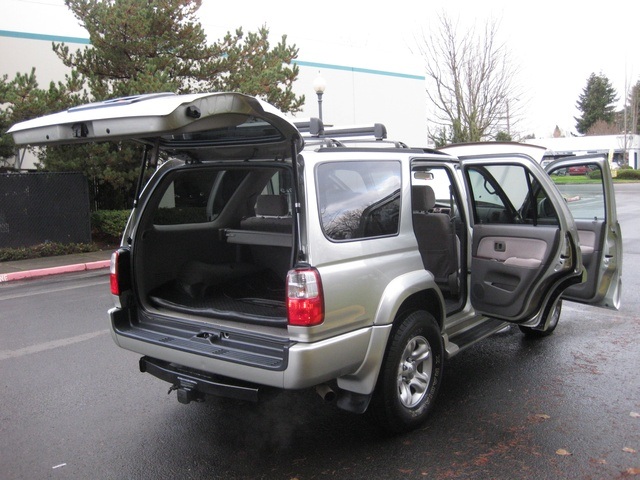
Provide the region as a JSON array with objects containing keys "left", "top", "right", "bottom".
[{"left": 0, "top": 172, "right": 91, "bottom": 248}]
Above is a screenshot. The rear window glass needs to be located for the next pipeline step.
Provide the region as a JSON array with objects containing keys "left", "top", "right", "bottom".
[
  {"left": 316, "top": 161, "right": 401, "bottom": 241},
  {"left": 160, "top": 118, "right": 284, "bottom": 147}
]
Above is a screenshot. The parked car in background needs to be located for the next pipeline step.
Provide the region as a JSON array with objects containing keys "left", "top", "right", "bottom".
[{"left": 567, "top": 165, "right": 591, "bottom": 175}]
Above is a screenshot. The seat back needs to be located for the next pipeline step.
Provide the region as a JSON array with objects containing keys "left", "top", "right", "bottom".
[
  {"left": 240, "top": 195, "right": 292, "bottom": 233},
  {"left": 412, "top": 185, "right": 459, "bottom": 294}
]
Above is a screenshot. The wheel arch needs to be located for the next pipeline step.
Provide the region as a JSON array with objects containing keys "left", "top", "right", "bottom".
[
  {"left": 373, "top": 270, "right": 445, "bottom": 331},
  {"left": 336, "top": 271, "right": 444, "bottom": 397},
  {"left": 394, "top": 290, "right": 444, "bottom": 333}
]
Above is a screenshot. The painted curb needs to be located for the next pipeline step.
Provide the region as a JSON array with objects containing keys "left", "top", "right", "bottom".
[{"left": 0, "top": 260, "right": 110, "bottom": 283}]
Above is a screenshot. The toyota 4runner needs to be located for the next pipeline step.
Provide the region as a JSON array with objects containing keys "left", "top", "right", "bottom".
[{"left": 9, "top": 92, "right": 622, "bottom": 433}]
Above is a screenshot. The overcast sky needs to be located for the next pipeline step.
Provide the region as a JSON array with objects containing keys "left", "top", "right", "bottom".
[{"left": 2, "top": 0, "right": 638, "bottom": 138}]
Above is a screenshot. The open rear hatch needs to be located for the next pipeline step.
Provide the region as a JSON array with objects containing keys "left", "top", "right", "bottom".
[{"left": 8, "top": 91, "right": 303, "bottom": 154}]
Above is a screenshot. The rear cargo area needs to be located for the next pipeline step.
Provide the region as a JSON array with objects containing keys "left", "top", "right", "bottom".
[
  {"left": 133, "top": 163, "right": 295, "bottom": 327},
  {"left": 147, "top": 247, "right": 290, "bottom": 326}
]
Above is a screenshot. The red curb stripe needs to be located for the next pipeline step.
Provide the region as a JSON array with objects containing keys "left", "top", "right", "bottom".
[
  {"left": 0, "top": 260, "right": 110, "bottom": 283},
  {"left": 86, "top": 260, "right": 111, "bottom": 270}
]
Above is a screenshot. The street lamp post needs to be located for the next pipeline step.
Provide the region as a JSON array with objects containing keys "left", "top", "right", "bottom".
[{"left": 313, "top": 73, "right": 326, "bottom": 121}]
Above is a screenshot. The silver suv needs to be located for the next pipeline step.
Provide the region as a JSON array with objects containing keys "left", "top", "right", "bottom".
[{"left": 9, "top": 92, "right": 623, "bottom": 433}]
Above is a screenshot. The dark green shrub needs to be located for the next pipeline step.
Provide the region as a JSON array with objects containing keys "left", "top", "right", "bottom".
[
  {"left": 0, "top": 242, "right": 97, "bottom": 262},
  {"left": 615, "top": 169, "right": 640, "bottom": 180},
  {"left": 91, "top": 210, "right": 131, "bottom": 240},
  {"left": 588, "top": 169, "right": 602, "bottom": 179}
]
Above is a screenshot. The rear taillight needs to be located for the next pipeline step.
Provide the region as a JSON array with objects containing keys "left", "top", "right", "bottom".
[
  {"left": 110, "top": 248, "right": 131, "bottom": 296},
  {"left": 287, "top": 268, "right": 324, "bottom": 326}
]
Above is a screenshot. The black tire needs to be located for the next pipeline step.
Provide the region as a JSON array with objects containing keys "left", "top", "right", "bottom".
[
  {"left": 370, "top": 310, "right": 444, "bottom": 434},
  {"left": 519, "top": 299, "right": 562, "bottom": 338}
]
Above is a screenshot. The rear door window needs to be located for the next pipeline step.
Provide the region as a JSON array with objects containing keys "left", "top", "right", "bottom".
[{"left": 466, "top": 164, "right": 559, "bottom": 226}]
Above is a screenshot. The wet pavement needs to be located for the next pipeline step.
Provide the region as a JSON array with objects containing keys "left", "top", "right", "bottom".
[{"left": 0, "top": 183, "right": 638, "bottom": 478}]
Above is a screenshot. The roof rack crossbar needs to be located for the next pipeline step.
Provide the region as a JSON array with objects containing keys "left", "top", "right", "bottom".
[
  {"left": 322, "top": 123, "right": 387, "bottom": 140},
  {"left": 294, "top": 118, "right": 387, "bottom": 141}
]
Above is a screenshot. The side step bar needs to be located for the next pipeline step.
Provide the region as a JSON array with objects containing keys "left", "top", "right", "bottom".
[
  {"left": 139, "top": 356, "right": 261, "bottom": 404},
  {"left": 445, "top": 318, "right": 508, "bottom": 357}
]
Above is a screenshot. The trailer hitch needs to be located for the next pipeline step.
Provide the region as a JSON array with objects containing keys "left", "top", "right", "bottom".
[{"left": 167, "top": 377, "right": 204, "bottom": 404}]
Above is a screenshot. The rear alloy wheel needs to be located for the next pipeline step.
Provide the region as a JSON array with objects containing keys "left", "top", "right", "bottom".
[
  {"left": 519, "top": 299, "right": 562, "bottom": 338},
  {"left": 371, "top": 310, "right": 443, "bottom": 434}
]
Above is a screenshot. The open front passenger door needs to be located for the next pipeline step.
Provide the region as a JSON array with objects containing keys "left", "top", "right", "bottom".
[{"left": 544, "top": 156, "right": 622, "bottom": 309}]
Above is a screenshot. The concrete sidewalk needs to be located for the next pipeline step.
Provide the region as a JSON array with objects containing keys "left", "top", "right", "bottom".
[{"left": 0, "top": 249, "right": 113, "bottom": 283}]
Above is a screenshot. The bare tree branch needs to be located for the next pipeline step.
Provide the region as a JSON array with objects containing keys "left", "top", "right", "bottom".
[{"left": 415, "top": 12, "right": 521, "bottom": 145}]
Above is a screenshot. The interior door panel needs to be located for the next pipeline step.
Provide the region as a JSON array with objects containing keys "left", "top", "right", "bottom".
[
  {"left": 562, "top": 221, "right": 605, "bottom": 301},
  {"left": 471, "top": 224, "right": 560, "bottom": 318}
]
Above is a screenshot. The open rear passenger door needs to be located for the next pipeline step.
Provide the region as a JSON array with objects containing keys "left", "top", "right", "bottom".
[{"left": 544, "top": 155, "right": 622, "bottom": 309}]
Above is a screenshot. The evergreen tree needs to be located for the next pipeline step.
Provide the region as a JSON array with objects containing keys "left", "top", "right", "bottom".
[
  {"left": 1, "top": 69, "right": 86, "bottom": 168},
  {"left": 0, "top": 76, "right": 14, "bottom": 163},
  {"left": 495, "top": 131, "right": 512, "bottom": 142},
  {"left": 3, "top": 0, "right": 304, "bottom": 208},
  {"left": 575, "top": 73, "right": 618, "bottom": 135},
  {"left": 52, "top": 0, "right": 304, "bottom": 111}
]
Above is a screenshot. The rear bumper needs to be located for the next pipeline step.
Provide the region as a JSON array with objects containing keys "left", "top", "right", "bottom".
[{"left": 110, "top": 307, "right": 373, "bottom": 390}]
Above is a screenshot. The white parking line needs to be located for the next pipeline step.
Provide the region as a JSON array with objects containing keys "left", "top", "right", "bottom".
[
  {"left": 0, "top": 279, "right": 107, "bottom": 301},
  {"left": 0, "top": 329, "right": 109, "bottom": 361}
]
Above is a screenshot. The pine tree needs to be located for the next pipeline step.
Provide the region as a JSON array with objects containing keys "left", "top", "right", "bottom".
[
  {"left": 3, "top": 0, "right": 305, "bottom": 207},
  {"left": 52, "top": 0, "right": 303, "bottom": 112},
  {"left": 1, "top": 69, "right": 86, "bottom": 167},
  {"left": 575, "top": 73, "right": 618, "bottom": 135}
]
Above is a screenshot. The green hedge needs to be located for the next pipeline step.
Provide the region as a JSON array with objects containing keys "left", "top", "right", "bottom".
[
  {"left": 615, "top": 169, "right": 640, "bottom": 180},
  {"left": 90, "top": 210, "right": 131, "bottom": 240},
  {"left": 588, "top": 166, "right": 640, "bottom": 181},
  {"left": 0, "top": 242, "right": 98, "bottom": 262},
  {"left": 0, "top": 210, "right": 129, "bottom": 262}
]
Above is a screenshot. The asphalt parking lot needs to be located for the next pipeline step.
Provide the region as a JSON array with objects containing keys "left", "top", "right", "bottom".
[{"left": 0, "top": 183, "right": 638, "bottom": 479}]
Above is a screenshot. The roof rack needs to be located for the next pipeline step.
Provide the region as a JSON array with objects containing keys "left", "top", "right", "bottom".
[{"left": 294, "top": 118, "right": 387, "bottom": 141}]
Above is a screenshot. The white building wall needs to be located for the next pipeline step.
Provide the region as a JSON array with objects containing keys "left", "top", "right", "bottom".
[
  {"left": 1, "top": 32, "right": 89, "bottom": 83},
  {"left": 294, "top": 61, "right": 427, "bottom": 145}
]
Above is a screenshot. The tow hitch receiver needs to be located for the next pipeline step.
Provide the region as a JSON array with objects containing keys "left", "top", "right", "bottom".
[
  {"left": 139, "top": 356, "right": 260, "bottom": 403},
  {"left": 168, "top": 378, "right": 203, "bottom": 404}
]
